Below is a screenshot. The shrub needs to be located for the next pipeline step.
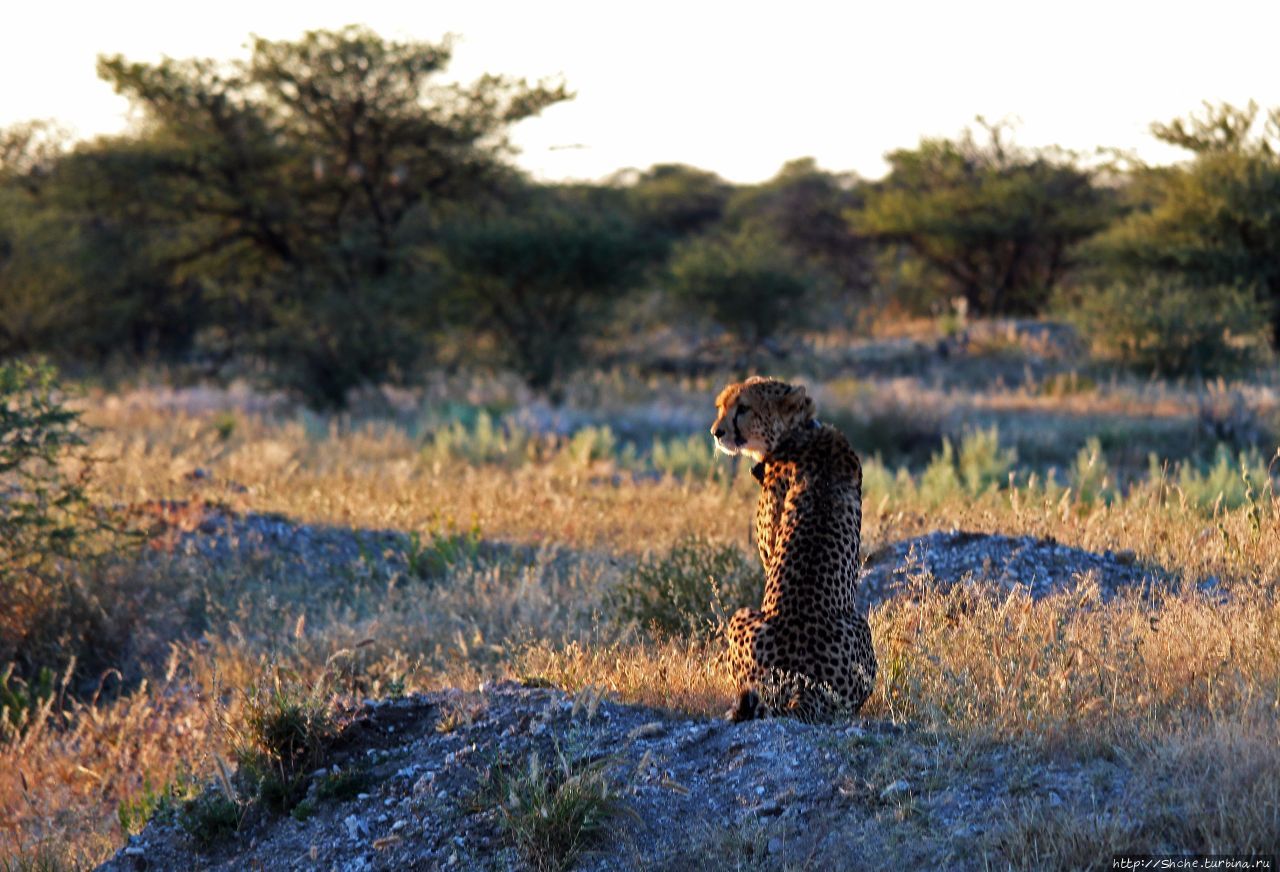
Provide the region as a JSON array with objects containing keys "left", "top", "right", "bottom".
[
  {"left": 561, "top": 425, "right": 638, "bottom": 470},
  {"left": 1070, "top": 278, "right": 1272, "bottom": 376},
  {"left": 918, "top": 427, "right": 1015, "bottom": 505},
  {"left": 823, "top": 382, "right": 947, "bottom": 469},
  {"left": 423, "top": 411, "right": 534, "bottom": 468},
  {"left": 116, "top": 769, "right": 203, "bottom": 836},
  {"left": 0, "top": 664, "right": 56, "bottom": 741},
  {"left": 440, "top": 202, "right": 650, "bottom": 395},
  {"left": 0, "top": 360, "right": 98, "bottom": 584},
  {"left": 1069, "top": 437, "right": 1116, "bottom": 507},
  {"left": 477, "top": 745, "right": 622, "bottom": 872},
  {"left": 651, "top": 433, "right": 729, "bottom": 482},
  {"left": 668, "top": 226, "right": 823, "bottom": 352},
  {"left": 225, "top": 665, "right": 339, "bottom": 813},
  {"left": 178, "top": 788, "right": 241, "bottom": 850},
  {"left": 0, "top": 361, "right": 147, "bottom": 702},
  {"left": 606, "top": 537, "right": 763, "bottom": 639},
  {"left": 1176, "top": 444, "right": 1274, "bottom": 515},
  {"left": 402, "top": 521, "right": 483, "bottom": 582}
]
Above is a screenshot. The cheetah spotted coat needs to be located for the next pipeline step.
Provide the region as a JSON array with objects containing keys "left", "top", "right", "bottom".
[{"left": 711, "top": 377, "right": 877, "bottom": 721}]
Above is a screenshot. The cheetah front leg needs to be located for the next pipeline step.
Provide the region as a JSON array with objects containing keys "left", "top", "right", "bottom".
[{"left": 726, "top": 607, "right": 774, "bottom": 721}]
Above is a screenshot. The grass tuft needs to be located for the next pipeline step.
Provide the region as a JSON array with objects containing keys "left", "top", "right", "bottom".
[{"left": 476, "top": 744, "right": 623, "bottom": 872}]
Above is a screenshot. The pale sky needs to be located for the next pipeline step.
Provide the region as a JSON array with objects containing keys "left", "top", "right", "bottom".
[{"left": 2, "top": 0, "right": 1277, "bottom": 183}]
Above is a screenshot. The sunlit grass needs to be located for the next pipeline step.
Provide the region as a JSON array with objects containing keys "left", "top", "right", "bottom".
[{"left": 2, "top": 374, "right": 1279, "bottom": 867}]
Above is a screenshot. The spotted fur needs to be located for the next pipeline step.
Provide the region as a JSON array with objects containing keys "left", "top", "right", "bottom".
[{"left": 710, "top": 377, "right": 876, "bottom": 721}]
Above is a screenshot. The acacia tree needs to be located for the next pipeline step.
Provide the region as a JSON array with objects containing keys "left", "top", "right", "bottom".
[
  {"left": 1094, "top": 102, "right": 1280, "bottom": 343},
  {"left": 725, "top": 158, "right": 872, "bottom": 301},
  {"left": 440, "top": 192, "right": 649, "bottom": 395},
  {"left": 623, "top": 163, "right": 733, "bottom": 243},
  {"left": 96, "top": 26, "right": 570, "bottom": 406},
  {"left": 667, "top": 226, "right": 822, "bottom": 354},
  {"left": 854, "top": 122, "right": 1113, "bottom": 315}
]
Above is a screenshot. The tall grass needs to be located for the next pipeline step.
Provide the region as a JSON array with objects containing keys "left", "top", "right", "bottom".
[{"left": 2, "top": 379, "right": 1279, "bottom": 867}]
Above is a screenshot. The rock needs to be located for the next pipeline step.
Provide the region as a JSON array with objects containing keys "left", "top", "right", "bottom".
[
  {"left": 343, "top": 814, "right": 367, "bottom": 841},
  {"left": 880, "top": 779, "right": 911, "bottom": 801}
]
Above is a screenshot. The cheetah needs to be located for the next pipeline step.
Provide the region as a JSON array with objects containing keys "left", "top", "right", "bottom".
[{"left": 710, "top": 377, "right": 876, "bottom": 721}]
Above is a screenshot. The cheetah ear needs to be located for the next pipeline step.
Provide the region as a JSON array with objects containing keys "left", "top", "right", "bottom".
[{"left": 781, "top": 385, "right": 815, "bottom": 420}]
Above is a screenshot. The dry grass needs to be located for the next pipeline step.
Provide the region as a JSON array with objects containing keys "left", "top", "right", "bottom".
[{"left": 3, "top": 374, "right": 1280, "bottom": 868}]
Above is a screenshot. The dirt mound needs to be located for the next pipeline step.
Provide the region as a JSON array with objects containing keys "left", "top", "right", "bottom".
[
  {"left": 859, "top": 529, "right": 1183, "bottom": 608},
  {"left": 97, "top": 683, "right": 1126, "bottom": 872}
]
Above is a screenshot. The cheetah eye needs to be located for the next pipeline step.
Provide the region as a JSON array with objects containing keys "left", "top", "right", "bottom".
[{"left": 736, "top": 405, "right": 749, "bottom": 415}]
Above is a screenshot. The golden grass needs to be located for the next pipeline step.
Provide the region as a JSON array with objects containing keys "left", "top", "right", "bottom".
[{"left": 3, "top": 382, "right": 1279, "bottom": 867}]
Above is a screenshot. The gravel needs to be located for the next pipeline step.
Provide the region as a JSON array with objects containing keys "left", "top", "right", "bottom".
[{"left": 96, "top": 683, "right": 1130, "bottom": 872}]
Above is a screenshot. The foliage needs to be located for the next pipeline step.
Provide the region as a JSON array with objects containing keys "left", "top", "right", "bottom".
[
  {"left": 228, "top": 665, "right": 338, "bottom": 813},
  {"left": 311, "top": 766, "right": 374, "bottom": 802},
  {"left": 1068, "top": 277, "right": 1271, "bottom": 376},
  {"left": 0, "top": 135, "right": 210, "bottom": 363},
  {"left": 622, "top": 163, "right": 732, "bottom": 242},
  {"left": 667, "top": 226, "right": 822, "bottom": 350},
  {"left": 116, "top": 769, "right": 202, "bottom": 836},
  {"left": 607, "top": 538, "right": 763, "bottom": 639},
  {"left": 1092, "top": 101, "right": 1280, "bottom": 343},
  {"left": 561, "top": 425, "right": 638, "bottom": 469},
  {"left": 651, "top": 433, "right": 730, "bottom": 481},
  {"left": 823, "top": 380, "right": 948, "bottom": 468},
  {"left": 403, "top": 521, "right": 483, "bottom": 581},
  {"left": 0, "top": 362, "right": 150, "bottom": 693},
  {"left": 0, "top": 843, "right": 73, "bottom": 872},
  {"left": 855, "top": 121, "right": 1113, "bottom": 315},
  {"left": 725, "top": 157, "right": 872, "bottom": 298},
  {"left": 0, "top": 664, "right": 56, "bottom": 742},
  {"left": 8, "top": 378, "right": 1280, "bottom": 867},
  {"left": 0, "top": 361, "right": 97, "bottom": 585},
  {"left": 918, "top": 427, "right": 1016, "bottom": 505},
  {"left": 177, "top": 788, "right": 242, "bottom": 850},
  {"left": 439, "top": 195, "right": 650, "bottom": 394},
  {"left": 1175, "top": 445, "right": 1275, "bottom": 515},
  {"left": 476, "top": 745, "right": 622, "bottom": 872},
  {"left": 423, "top": 410, "right": 535, "bottom": 467},
  {"left": 1068, "top": 437, "right": 1116, "bottom": 507},
  {"left": 94, "top": 26, "right": 570, "bottom": 406}
]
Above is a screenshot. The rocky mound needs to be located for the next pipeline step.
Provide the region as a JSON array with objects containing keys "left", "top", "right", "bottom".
[
  {"left": 98, "top": 682, "right": 1127, "bottom": 872},
  {"left": 858, "top": 529, "right": 1182, "bottom": 608}
]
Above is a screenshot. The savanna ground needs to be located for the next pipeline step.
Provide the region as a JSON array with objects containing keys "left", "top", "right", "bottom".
[{"left": 4, "top": 319, "right": 1280, "bottom": 869}]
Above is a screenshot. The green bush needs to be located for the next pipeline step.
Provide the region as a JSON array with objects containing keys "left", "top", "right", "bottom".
[
  {"left": 423, "top": 412, "right": 535, "bottom": 468},
  {"left": 561, "top": 425, "right": 638, "bottom": 470},
  {"left": 1069, "top": 437, "right": 1116, "bottom": 506},
  {"left": 918, "top": 427, "right": 1015, "bottom": 505},
  {"left": 178, "top": 788, "right": 241, "bottom": 850},
  {"left": 824, "top": 386, "right": 947, "bottom": 468},
  {"left": 117, "top": 768, "right": 203, "bottom": 836},
  {"left": 1070, "top": 278, "right": 1272, "bottom": 376},
  {"left": 402, "top": 521, "right": 483, "bottom": 581},
  {"left": 1176, "top": 444, "right": 1274, "bottom": 514},
  {"left": 0, "top": 360, "right": 98, "bottom": 583},
  {"left": 607, "top": 537, "right": 763, "bottom": 638},
  {"left": 0, "top": 663, "right": 56, "bottom": 742},
  {"left": 229, "top": 666, "right": 339, "bottom": 813},
  {"left": 668, "top": 226, "right": 822, "bottom": 351},
  {"left": 651, "top": 433, "right": 730, "bottom": 482},
  {"left": 0, "top": 361, "right": 149, "bottom": 707}
]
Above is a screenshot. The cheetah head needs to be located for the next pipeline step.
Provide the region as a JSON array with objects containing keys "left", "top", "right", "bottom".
[{"left": 710, "top": 377, "right": 816, "bottom": 462}]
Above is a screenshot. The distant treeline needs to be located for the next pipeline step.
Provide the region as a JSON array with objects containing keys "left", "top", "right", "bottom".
[{"left": 2, "top": 26, "right": 1279, "bottom": 405}]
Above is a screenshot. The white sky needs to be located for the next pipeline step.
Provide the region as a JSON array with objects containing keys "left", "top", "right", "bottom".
[{"left": 2, "top": 0, "right": 1277, "bottom": 183}]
